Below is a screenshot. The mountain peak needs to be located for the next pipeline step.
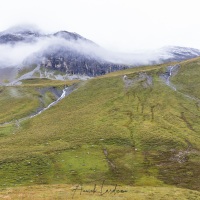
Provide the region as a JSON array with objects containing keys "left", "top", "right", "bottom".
[
  {"left": 53, "top": 31, "right": 93, "bottom": 44},
  {"left": 160, "top": 46, "right": 200, "bottom": 61},
  {"left": 2, "top": 24, "right": 41, "bottom": 35}
]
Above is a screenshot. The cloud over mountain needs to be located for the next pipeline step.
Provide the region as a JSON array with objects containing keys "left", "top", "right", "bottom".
[{"left": 0, "top": 25, "right": 200, "bottom": 76}]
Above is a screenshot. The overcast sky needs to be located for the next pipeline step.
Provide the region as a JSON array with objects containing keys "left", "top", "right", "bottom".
[{"left": 0, "top": 0, "right": 200, "bottom": 53}]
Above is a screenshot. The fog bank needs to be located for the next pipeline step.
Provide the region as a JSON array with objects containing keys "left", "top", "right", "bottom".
[{"left": 0, "top": 34, "right": 174, "bottom": 68}]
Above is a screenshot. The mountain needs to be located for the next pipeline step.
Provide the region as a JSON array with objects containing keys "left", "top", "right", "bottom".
[
  {"left": 1, "top": 25, "right": 200, "bottom": 83},
  {"left": 0, "top": 27, "right": 94, "bottom": 46},
  {"left": 0, "top": 26, "right": 128, "bottom": 79},
  {"left": 0, "top": 25, "right": 43, "bottom": 44},
  {"left": 159, "top": 46, "right": 200, "bottom": 62}
]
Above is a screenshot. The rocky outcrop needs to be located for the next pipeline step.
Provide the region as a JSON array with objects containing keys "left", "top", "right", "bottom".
[
  {"left": 123, "top": 72, "right": 153, "bottom": 88},
  {"left": 41, "top": 52, "right": 127, "bottom": 76}
]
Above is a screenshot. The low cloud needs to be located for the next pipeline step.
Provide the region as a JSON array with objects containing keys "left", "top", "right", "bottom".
[{"left": 0, "top": 34, "right": 173, "bottom": 68}]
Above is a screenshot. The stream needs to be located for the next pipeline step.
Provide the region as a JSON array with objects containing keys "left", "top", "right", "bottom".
[
  {"left": 30, "top": 85, "right": 76, "bottom": 118},
  {"left": 165, "top": 65, "right": 177, "bottom": 91},
  {"left": 164, "top": 65, "right": 200, "bottom": 103},
  {"left": 0, "top": 85, "right": 76, "bottom": 127}
]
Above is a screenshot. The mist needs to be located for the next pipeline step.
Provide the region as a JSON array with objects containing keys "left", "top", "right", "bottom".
[{"left": 0, "top": 31, "right": 174, "bottom": 69}]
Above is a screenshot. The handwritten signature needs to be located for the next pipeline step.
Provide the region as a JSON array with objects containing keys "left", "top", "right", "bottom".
[{"left": 72, "top": 180, "right": 128, "bottom": 199}]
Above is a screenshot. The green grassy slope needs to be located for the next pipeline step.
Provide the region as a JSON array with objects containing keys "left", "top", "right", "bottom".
[
  {"left": 0, "top": 86, "right": 39, "bottom": 124},
  {"left": 0, "top": 79, "right": 77, "bottom": 135},
  {"left": 0, "top": 60, "right": 200, "bottom": 196},
  {"left": 172, "top": 57, "right": 200, "bottom": 99}
]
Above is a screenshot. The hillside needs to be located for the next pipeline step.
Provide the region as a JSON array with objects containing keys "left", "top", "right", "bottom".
[{"left": 0, "top": 57, "right": 200, "bottom": 199}]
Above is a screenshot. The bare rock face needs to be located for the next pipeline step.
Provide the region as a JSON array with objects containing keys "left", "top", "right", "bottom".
[
  {"left": 123, "top": 72, "right": 153, "bottom": 89},
  {"left": 41, "top": 52, "right": 127, "bottom": 76},
  {"left": 40, "top": 31, "right": 121, "bottom": 76}
]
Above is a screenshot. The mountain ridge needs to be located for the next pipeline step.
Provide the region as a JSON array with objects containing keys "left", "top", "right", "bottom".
[{"left": 1, "top": 25, "right": 200, "bottom": 84}]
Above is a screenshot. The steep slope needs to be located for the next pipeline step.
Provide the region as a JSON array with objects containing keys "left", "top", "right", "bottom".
[{"left": 0, "top": 58, "right": 200, "bottom": 194}]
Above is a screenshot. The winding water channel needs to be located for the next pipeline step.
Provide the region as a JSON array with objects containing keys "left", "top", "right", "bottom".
[
  {"left": 165, "top": 65, "right": 200, "bottom": 103},
  {"left": 0, "top": 85, "right": 76, "bottom": 127}
]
